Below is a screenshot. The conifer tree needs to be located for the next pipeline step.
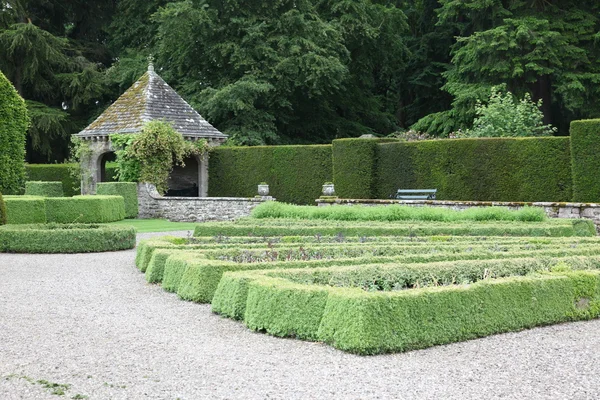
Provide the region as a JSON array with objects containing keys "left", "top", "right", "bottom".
[{"left": 0, "top": 0, "right": 113, "bottom": 162}]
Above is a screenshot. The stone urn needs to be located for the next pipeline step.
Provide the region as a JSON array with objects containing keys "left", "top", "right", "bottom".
[
  {"left": 258, "top": 183, "right": 269, "bottom": 196},
  {"left": 322, "top": 183, "right": 335, "bottom": 196}
]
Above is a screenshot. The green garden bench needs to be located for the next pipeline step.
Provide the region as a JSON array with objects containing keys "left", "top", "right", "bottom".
[{"left": 394, "top": 189, "right": 437, "bottom": 200}]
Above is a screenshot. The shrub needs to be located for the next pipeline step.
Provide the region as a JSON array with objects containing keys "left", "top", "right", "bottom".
[
  {"left": 0, "top": 70, "right": 28, "bottom": 194},
  {"left": 24, "top": 181, "right": 64, "bottom": 197},
  {"left": 0, "top": 223, "right": 136, "bottom": 253},
  {"left": 3, "top": 195, "right": 47, "bottom": 224},
  {"left": 570, "top": 119, "right": 600, "bottom": 202},
  {"left": 0, "top": 192, "right": 6, "bottom": 225},
  {"left": 145, "top": 249, "right": 190, "bottom": 283},
  {"left": 208, "top": 144, "right": 333, "bottom": 205},
  {"left": 45, "top": 195, "right": 125, "bottom": 223},
  {"left": 460, "top": 87, "right": 556, "bottom": 138},
  {"left": 97, "top": 182, "right": 138, "bottom": 218}
]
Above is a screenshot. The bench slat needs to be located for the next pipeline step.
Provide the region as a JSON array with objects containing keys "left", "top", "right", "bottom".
[
  {"left": 395, "top": 195, "right": 432, "bottom": 200},
  {"left": 396, "top": 189, "right": 437, "bottom": 194}
]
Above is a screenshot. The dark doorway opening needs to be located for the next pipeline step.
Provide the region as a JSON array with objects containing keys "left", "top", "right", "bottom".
[
  {"left": 100, "top": 152, "right": 117, "bottom": 182},
  {"left": 165, "top": 156, "right": 199, "bottom": 197}
]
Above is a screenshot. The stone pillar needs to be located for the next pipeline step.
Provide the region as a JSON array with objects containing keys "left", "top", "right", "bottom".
[
  {"left": 79, "top": 137, "right": 113, "bottom": 195},
  {"left": 199, "top": 153, "right": 208, "bottom": 197}
]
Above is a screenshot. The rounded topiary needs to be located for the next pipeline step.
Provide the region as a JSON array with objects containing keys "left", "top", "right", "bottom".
[
  {"left": 0, "top": 70, "right": 29, "bottom": 194},
  {"left": 0, "top": 192, "right": 6, "bottom": 225}
]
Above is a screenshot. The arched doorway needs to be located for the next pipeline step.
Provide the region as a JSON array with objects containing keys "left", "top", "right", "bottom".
[
  {"left": 165, "top": 156, "right": 200, "bottom": 197},
  {"left": 99, "top": 152, "right": 117, "bottom": 182}
]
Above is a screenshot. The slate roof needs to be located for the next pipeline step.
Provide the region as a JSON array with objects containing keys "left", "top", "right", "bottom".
[{"left": 75, "top": 65, "right": 226, "bottom": 139}]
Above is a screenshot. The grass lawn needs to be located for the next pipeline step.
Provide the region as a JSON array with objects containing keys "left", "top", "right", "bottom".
[{"left": 108, "top": 218, "right": 198, "bottom": 233}]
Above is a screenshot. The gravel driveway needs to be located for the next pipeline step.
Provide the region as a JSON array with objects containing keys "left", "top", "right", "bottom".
[{"left": 1, "top": 231, "right": 600, "bottom": 399}]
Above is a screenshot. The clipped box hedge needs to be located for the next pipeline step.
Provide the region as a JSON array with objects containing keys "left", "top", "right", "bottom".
[
  {"left": 25, "top": 164, "right": 79, "bottom": 197},
  {"left": 45, "top": 195, "right": 125, "bottom": 223},
  {"left": 24, "top": 181, "right": 64, "bottom": 197},
  {"left": 97, "top": 182, "right": 138, "bottom": 218},
  {"left": 154, "top": 242, "right": 600, "bottom": 305},
  {"left": 213, "top": 261, "right": 600, "bottom": 354},
  {"left": 212, "top": 256, "right": 600, "bottom": 321},
  {"left": 25, "top": 163, "right": 119, "bottom": 197},
  {"left": 0, "top": 192, "right": 6, "bottom": 225},
  {"left": 3, "top": 195, "right": 47, "bottom": 224},
  {"left": 137, "top": 234, "right": 600, "bottom": 273},
  {"left": 570, "top": 119, "right": 600, "bottom": 202},
  {"left": 0, "top": 223, "right": 136, "bottom": 253},
  {"left": 208, "top": 144, "right": 333, "bottom": 205},
  {"left": 317, "top": 271, "right": 600, "bottom": 354}
]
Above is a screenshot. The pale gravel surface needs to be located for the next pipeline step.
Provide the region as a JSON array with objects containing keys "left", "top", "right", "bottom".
[{"left": 1, "top": 231, "right": 600, "bottom": 399}]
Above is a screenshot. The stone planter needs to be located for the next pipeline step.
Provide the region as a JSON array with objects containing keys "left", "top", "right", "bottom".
[
  {"left": 258, "top": 184, "right": 269, "bottom": 196},
  {"left": 322, "top": 183, "right": 335, "bottom": 196}
]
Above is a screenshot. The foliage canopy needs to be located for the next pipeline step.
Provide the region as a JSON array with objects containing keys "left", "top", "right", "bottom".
[{"left": 1, "top": 0, "right": 600, "bottom": 159}]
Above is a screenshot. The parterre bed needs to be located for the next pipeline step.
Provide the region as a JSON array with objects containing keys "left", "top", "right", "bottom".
[{"left": 133, "top": 215, "right": 600, "bottom": 354}]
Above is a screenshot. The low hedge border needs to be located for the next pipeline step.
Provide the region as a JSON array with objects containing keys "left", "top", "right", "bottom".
[
  {"left": 0, "top": 192, "right": 6, "bottom": 225},
  {"left": 137, "top": 233, "right": 600, "bottom": 276},
  {"left": 193, "top": 219, "right": 596, "bottom": 237},
  {"left": 156, "top": 244, "right": 600, "bottom": 305},
  {"left": 0, "top": 223, "right": 136, "bottom": 253},
  {"left": 4, "top": 195, "right": 126, "bottom": 224},
  {"left": 212, "top": 263, "right": 600, "bottom": 354},
  {"left": 45, "top": 195, "right": 125, "bottom": 223},
  {"left": 138, "top": 235, "right": 555, "bottom": 272},
  {"left": 97, "top": 182, "right": 139, "bottom": 219},
  {"left": 317, "top": 271, "right": 600, "bottom": 354},
  {"left": 251, "top": 202, "right": 548, "bottom": 222},
  {"left": 3, "top": 195, "right": 47, "bottom": 224},
  {"left": 211, "top": 256, "right": 600, "bottom": 321},
  {"left": 24, "top": 181, "right": 64, "bottom": 197}
]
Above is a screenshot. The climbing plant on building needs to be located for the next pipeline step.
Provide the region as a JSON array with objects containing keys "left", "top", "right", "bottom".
[{"left": 111, "top": 120, "right": 209, "bottom": 194}]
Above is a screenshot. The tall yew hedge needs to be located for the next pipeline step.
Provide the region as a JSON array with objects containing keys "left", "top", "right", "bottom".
[
  {"left": 376, "top": 137, "right": 572, "bottom": 202},
  {"left": 570, "top": 120, "right": 600, "bottom": 202},
  {"left": 332, "top": 138, "right": 380, "bottom": 199},
  {"left": 0, "top": 70, "right": 29, "bottom": 194},
  {"left": 208, "top": 145, "right": 332, "bottom": 205}
]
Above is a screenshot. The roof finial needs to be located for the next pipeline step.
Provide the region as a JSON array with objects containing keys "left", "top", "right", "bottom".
[{"left": 148, "top": 54, "right": 155, "bottom": 72}]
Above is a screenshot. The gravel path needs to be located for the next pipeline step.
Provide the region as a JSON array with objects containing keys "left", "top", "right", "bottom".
[{"left": 1, "top": 232, "right": 600, "bottom": 399}]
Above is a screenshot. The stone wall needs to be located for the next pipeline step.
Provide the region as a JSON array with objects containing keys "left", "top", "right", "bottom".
[
  {"left": 138, "top": 183, "right": 272, "bottom": 222},
  {"left": 315, "top": 198, "right": 600, "bottom": 228}
]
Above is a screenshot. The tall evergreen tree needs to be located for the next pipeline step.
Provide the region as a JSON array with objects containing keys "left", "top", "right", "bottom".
[
  {"left": 0, "top": 0, "right": 115, "bottom": 162},
  {"left": 116, "top": 0, "right": 410, "bottom": 145},
  {"left": 415, "top": 0, "right": 600, "bottom": 135}
]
